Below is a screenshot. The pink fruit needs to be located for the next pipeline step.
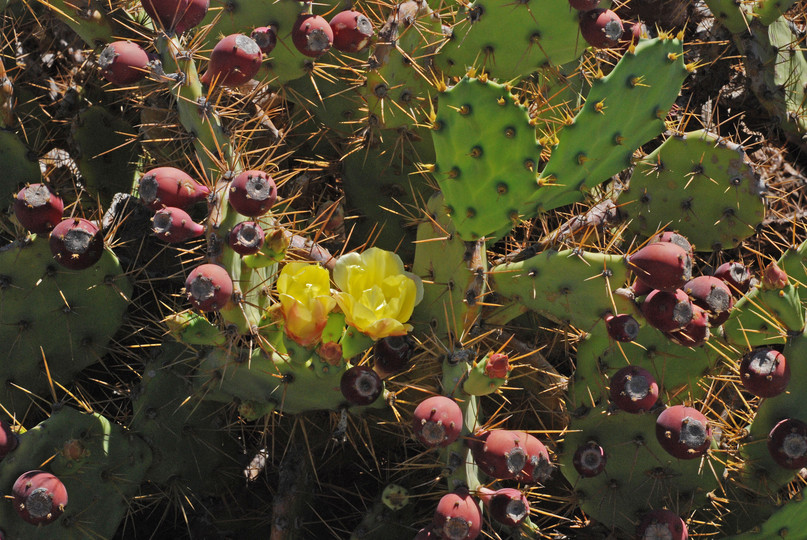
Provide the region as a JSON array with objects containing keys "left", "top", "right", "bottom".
[
  {"left": 152, "top": 207, "right": 205, "bottom": 243},
  {"left": 604, "top": 313, "right": 640, "bottom": 342},
  {"left": 139, "top": 167, "right": 210, "bottom": 210},
  {"left": 762, "top": 260, "right": 788, "bottom": 289},
  {"left": 517, "top": 432, "right": 553, "bottom": 483},
  {"left": 666, "top": 303, "right": 710, "bottom": 347},
  {"left": 373, "top": 335, "right": 414, "bottom": 379},
  {"left": 174, "top": 0, "right": 208, "bottom": 33},
  {"left": 329, "top": 10, "right": 374, "bottom": 53},
  {"left": 292, "top": 14, "right": 334, "bottom": 58},
  {"left": 49, "top": 218, "right": 104, "bottom": 270},
  {"left": 568, "top": 0, "right": 600, "bottom": 10},
  {"left": 656, "top": 406, "right": 711, "bottom": 460},
  {"left": 228, "top": 170, "right": 277, "bottom": 217},
  {"left": 432, "top": 489, "right": 481, "bottom": 540},
  {"left": 739, "top": 348, "right": 790, "bottom": 398},
  {"left": 140, "top": 0, "right": 189, "bottom": 31},
  {"left": 185, "top": 264, "right": 233, "bottom": 312},
  {"left": 637, "top": 509, "right": 689, "bottom": 540},
  {"left": 683, "top": 275, "right": 733, "bottom": 325},
  {"left": 609, "top": 365, "right": 659, "bottom": 413},
  {"left": 200, "top": 34, "right": 263, "bottom": 87},
  {"left": 412, "top": 395, "right": 463, "bottom": 447},
  {"left": 478, "top": 487, "right": 530, "bottom": 527},
  {"left": 649, "top": 231, "right": 693, "bottom": 256},
  {"left": 620, "top": 21, "right": 646, "bottom": 48},
  {"left": 227, "top": 221, "right": 265, "bottom": 255},
  {"left": 340, "top": 365, "right": 383, "bottom": 406},
  {"left": 0, "top": 420, "right": 18, "bottom": 459},
  {"left": 14, "top": 184, "right": 64, "bottom": 234},
  {"left": 99, "top": 41, "right": 150, "bottom": 86},
  {"left": 484, "top": 353, "right": 510, "bottom": 379},
  {"left": 713, "top": 261, "right": 751, "bottom": 294},
  {"left": 471, "top": 430, "right": 552, "bottom": 483},
  {"left": 579, "top": 8, "right": 624, "bottom": 48},
  {"left": 641, "top": 289, "right": 693, "bottom": 332},
  {"left": 12, "top": 470, "right": 68, "bottom": 525},
  {"left": 251, "top": 26, "right": 278, "bottom": 55},
  {"left": 629, "top": 242, "right": 693, "bottom": 292},
  {"left": 572, "top": 441, "right": 607, "bottom": 477},
  {"left": 768, "top": 418, "right": 807, "bottom": 469}
]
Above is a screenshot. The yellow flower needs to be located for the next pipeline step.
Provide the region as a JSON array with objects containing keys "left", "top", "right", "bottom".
[
  {"left": 275, "top": 262, "right": 336, "bottom": 347},
  {"left": 332, "top": 247, "right": 423, "bottom": 340}
]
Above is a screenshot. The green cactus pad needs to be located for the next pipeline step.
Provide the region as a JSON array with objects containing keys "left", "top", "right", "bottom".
[
  {"left": 752, "top": 0, "right": 799, "bottom": 26},
  {"left": 703, "top": 0, "right": 750, "bottom": 34},
  {"left": 723, "top": 491, "right": 807, "bottom": 539},
  {"left": 722, "top": 283, "right": 804, "bottom": 348},
  {"left": 0, "top": 129, "right": 41, "bottom": 208},
  {"left": 621, "top": 130, "right": 765, "bottom": 251}
]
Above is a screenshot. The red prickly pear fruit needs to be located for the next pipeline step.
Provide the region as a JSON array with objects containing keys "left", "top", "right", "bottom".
[
  {"left": 477, "top": 487, "right": 530, "bottom": 527},
  {"left": 683, "top": 276, "right": 733, "bottom": 325},
  {"left": 251, "top": 26, "right": 278, "bottom": 55},
  {"left": 484, "top": 353, "right": 510, "bottom": 379},
  {"left": 412, "top": 395, "right": 463, "bottom": 447},
  {"left": 568, "top": 0, "right": 600, "bottom": 10},
  {"left": 636, "top": 509, "right": 689, "bottom": 540},
  {"left": 517, "top": 432, "right": 553, "bottom": 483},
  {"left": 641, "top": 289, "right": 693, "bottom": 332},
  {"left": 762, "top": 260, "right": 788, "bottom": 289},
  {"left": 140, "top": 0, "right": 190, "bottom": 31},
  {"left": 631, "top": 277, "right": 653, "bottom": 297},
  {"left": 471, "top": 430, "right": 553, "bottom": 483},
  {"left": 655, "top": 405, "right": 711, "bottom": 460},
  {"left": 605, "top": 313, "right": 640, "bottom": 342},
  {"left": 200, "top": 34, "right": 263, "bottom": 87},
  {"left": 139, "top": 167, "right": 210, "bottom": 210},
  {"left": 572, "top": 441, "right": 607, "bottom": 477},
  {"left": 49, "top": 218, "right": 104, "bottom": 270},
  {"left": 152, "top": 207, "right": 205, "bottom": 243},
  {"left": 373, "top": 334, "right": 414, "bottom": 379},
  {"left": 465, "top": 430, "right": 489, "bottom": 457},
  {"left": 329, "top": 10, "right": 374, "bottom": 53},
  {"left": 292, "top": 14, "right": 334, "bottom": 58},
  {"left": 340, "top": 365, "right": 383, "bottom": 406},
  {"left": 666, "top": 303, "right": 710, "bottom": 347},
  {"left": 432, "top": 489, "right": 481, "bottom": 540},
  {"left": 628, "top": 242, "right": 693, "bottom": 292},
  {"left": 768, "top": 418, "right": 807, "bottom": 469},
  {"left": 0, "top": 420, "right": 18, "bottom": 459},
  {"left": 12, "top": 470, "right": 68, "bottom": 525},
  {"left": 620, "top": 21, "right": 645, "bottom": 48},
  {"left": 610, "top": 365, "right": 659, "bottom": 413},
  {"left": 185, "top": 263, "right": 233, "bottom": 312},
  {"left": 228, "top": 170, "right": 277, "bottom": 217},
  {"left": 174, "top": 0, "right": 208, "bottom": 33},
  {"left": 14, "top": 184, "right": 64, "bottom": 234},
  {"left": 580, "top": 8, "right": 624, "bottom": 48},
  {"left": 99, "top": 41, "right": 150, "bottom": 86},
  {"left": 739, "top": 348, "right": 790, "bottom": 398},
  {"left": 227, "top": 221, "right": 265, "bottom": 255},
  {"left": 650, "top": 230, "right": 693, "bottom": 255},
  {"left": 713, "top": 261, "right": 751, "bottom": 295}
]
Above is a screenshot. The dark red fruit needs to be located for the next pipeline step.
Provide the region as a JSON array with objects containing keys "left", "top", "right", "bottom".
[
  {"left": 478, "top": 487, "right": 530, "bottom": 527},
  {"left": 432, "top": 489, "right": 481, "bottom": 540},
  {"left": 628, "top": 242, "right": 693, "bottom": 292},
  {"left": 580, "top": 8, "right": 624, "bottom": 48},
  {"left": 666, "top": 303, "right": 710, "bottom": 347},
  {"left": 373, "top": 334, "right": 415, "bottom": 379},
  {"left": 762, "top": 260, "right": 788, "bottom": 289},
  {"left": 739, "top": 348, "right": 790, "bottom": 398},
  {"left": 412, "top": 395, "right": 463, "bottom": 447},
  {"left": 228, "top": 170, "right": 277, "bottom": 217},
  {"left": 0, "top": 420, "right": 18, "bottom": 459},
  {"left": 292, "top": 14, "right": 334, "bottom": 58},
  {"left": 605, "top": 313, "right": 640, "bottom": 342},
  {"left": 12, "top": 470, "right": 68, "bottom": 525},
  {"left": 485, "top": 353, "right": 510, "bottom": 379},
  {"left": 329, "top": 10, "right": 374, "bottom": 53},
  {"left": 620, "top": 21, "right": 645, "bottom": 48},
  {"left": 49, "top": 218, "right": 104, "bottom": 270},
  {"left": 200, "top": 34, "right": 263, "bottom": 87},
  {"left": 713, "top": 261, "right": 751, "bottom": 295},
  {"left": 185, "top": 264, "right": 233, "bottom": 312},
  {"left": 572, "top": 441, "right": 606, "bottom": 477},
  {"left": 152, "top": 207, "right": 205, "bottom": 243},
  {"left": 140, "top": 0, "right": 189, "bottom": 31},
  {"left": 517, "top": 432, "right": 553, "bottom": 483},
  {"left": 340, "top": 365, "right": 383, "bottom": 406},
  {"left": 99, "top": 41, "right": 150, "bottom": 86},
  {"left": 251, "top": 26, "right": 278, "bottom": 55},
  {"left": 650, "top": 231, "right": 693, "bottom": 256},
  {"left": 637, "top": 509, "right": 688, "bottom": 540},
  {"left": 656, "top": 406, "right": 711, "bottom": 460},
  {"left": 227, "top": 221, "right": 265, "bottom": 255},
  {"left": 139, "top": 167, "right": 210, "bottom": 210},
  {"left": 471, "top": 430, "right": 552, "bottom": 483},
  {"left": 768, "top": 418, "right": 807, "bottom": 469},
  {"left": 684, "top": 275, "right": 733, "bottom": 325},
  {"left": 174, "top": 0, "right": 208, "bottom": 33},
  {"left": 14, "top": 184, "right": 64, "bottom": 234},
  {"left": 568, "top": 0, "right": 599, "bottom": 10},
  {"left": 641, "top": 289, "right": 693, "bottom": 332},
  {"left": 610, "top": 365, "right": 659, "bottom": 413},
  {"left": 631, "top": 277, "right": 653, "bottom": 297}
]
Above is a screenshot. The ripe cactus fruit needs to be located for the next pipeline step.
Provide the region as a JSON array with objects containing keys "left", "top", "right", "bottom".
[
  {"left": 185, "top": 263, "right": 233, "bottom": 312},
  {"left": 49, "top": 218, "right": 105, "bottom": 270},
  {"left": 655, "top": 406, "right": 711, "bottom": 460},
  {"left": 604, "top": 313, "right": 640, "bottom": 342},
  {"left": 292, "top": 14, "right": 334, "bottom": 57},
  {"left": 228, "top": 170, "right": 277, "bottom": 217},
  {"left": 0, "top": 419, "right": 18, "bottom": 459},
  {"left": 200, "top": 34, "right": 263, "bottom": 87},
  {"left": 173, "top": 0, "right": 208, "bottom": 33},
  {"left": 140, "top": 0, "right": 189, "bottom": 31},
  {"left": 609, "top": 365, "right": 659, "bottom": 413},
  {"left": 579, "top": 8, "right": 624, "bottom": 48},
  {"left": 739, "top": 348, "right": 790, "bottom": 398},
  {"left": 152, "top": 207, "right": 205, "bottom": 243},
  {"left": 768, "top": 418, "right": 807, "bottom": 469},
  {"left": 713, "top": 261, "right": 751, "bottom": 294},
  {"left": 340, "top": 365, "right": 383, "bottom": 406},
  {"left": 628, "top": 242, "right": 693, "bottom": 292},
  {"left": 329, "top": 10, "right": 374, "bottom": 53},
  {"left": 641, "top": 289, "right": 693, "bottom": 332},
  {"left": 251, "top": 26, "right": 277, "bottom": 55},
  {"left": 138, "top": 167, "right": 210, "bottom": 210},
  {"left": 432, "top": 489, "right": 482, "bottom": 540},
  {"left": 471, "top": 430, "right": 552, "bottom": 483},
  {"left": 13, "top": 184, "right": 64, "bottom": 234},
  {"left": 666, "top": 303, "right": 710, "bottom": 347},
  {"left": 572, "top": 440, "right": 607, "bottom": 477},
  {"left": 12, "top": 470, "right": 68, "bottom": 525},
  {"left": 650, "top": 231, "right": 693, "bottom": 256},
  {"left": 477, "top": 487, "right": 530, "bottom": 527},
  {"left": 373, "top": 335, "right": 414, "bottom": 379},
  {"left": 412, "top": 395, "right": 463, "bottom": 447},
  {"left": 99, "top": 41, "right": 150, "bottom": 86},
  {"left": 636, "top": 509, "right": 688, "bottom": 540},
  {"left": 227, "top": 221, "right": 265, "bottom": 255},
  {"left": 684, "top": 275, "right": 733, "bottom": 325}
]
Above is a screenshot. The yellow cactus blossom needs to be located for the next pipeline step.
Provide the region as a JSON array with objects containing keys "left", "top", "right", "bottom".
[
  {"left": 332, "top": 247, "right": 424, "bottom": 340},
  {"left": 275, "top": 262, "right": 336, "bottom": 347}
]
